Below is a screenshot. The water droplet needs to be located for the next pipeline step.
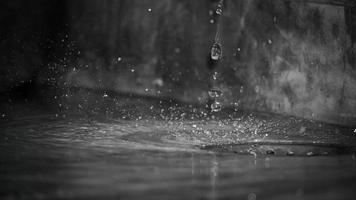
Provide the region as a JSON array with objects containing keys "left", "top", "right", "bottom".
[
  {"left": 210, "top": 19, "right": 214, "bottom": 24},
  {"left": 208, "top": 88, "right": 223, "bottom": 98},
  {"left": 299, "top": 126, "right": 306, "bottom": 134},
  {"left": 248, "top": 193, "right": 257, "bottom": 200},
  {"left": 192, "top": 124, "right": 197, "bottom": 128},
  {"left": 286, "top": 151, "right": 295, "bottom": 156},
  {"left": 266, "top": 150, "right": 275, "bottom": 155},
  {"left": 233, "top": 101, "right": 240, "bottom": 111},
  {"left": 103, "top": 93, "right": 108, "bottom": 98},
  {"left": 237, "top": 47, "right": 241, "bottom": 52},
  {"left": 254, "top": 85, "right": 260, "bottom": 93},
  {"left": 131, "top": 69, "right": 135, "bottom": 72},
  {"left": 145, "top": 88, "right": 149, "bottom": 92},
  {"left": 211, "top": 101, "right": 222, "bottom": 112},
  {"left": 212, "top": 71, "right": 219, "bottom": 80},
  {"left": 268, "top": 39, "right": 272, "bottom": 44},
  {"left": 211, "top": 42, "right": 222, "bottom": 60},
  {"left": 174, "top": 47, "right": 180, "bottom": 53},
  {"left": 148, "top": 8, "right": 152, "bottom": 12},
  {"left": 216, "top": 2, "right": 223, "bottom": 15},
  {"left": 1, "top": 114, "right": 5, "bottom": 118},
  {"left": 306, "top": 151, "right": 314, "bottom": 156},
  {"left": 117, "top": 57, "right": 122, "bottom": 62},
  {"left": 240, "top": 86, "right": 244, "bottom": 93},
  {"left": 354, "top": 129, "right": 356, "bottom": 133}
]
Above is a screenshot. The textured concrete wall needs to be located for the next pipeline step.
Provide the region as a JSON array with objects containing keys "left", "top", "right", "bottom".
[
  {"left": 66, "top": 0, "right": 356, "bottom": 124},
  {"left": 1, "top": 0, "right": 355, "bottom": 124}
]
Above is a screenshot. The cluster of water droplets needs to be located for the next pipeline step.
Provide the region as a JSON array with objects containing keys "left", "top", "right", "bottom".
[
  {"left": 209, "top": 0, "right": 225, "bottom": 112},
  {"left": 209, "top": 72, "right": 223, "bottom": 112}
]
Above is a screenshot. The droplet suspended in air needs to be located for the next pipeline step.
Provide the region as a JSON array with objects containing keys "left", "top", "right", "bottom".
[
  {"left": 212, "top": 71, "right": 219, "bottom": 80},
  {"left": 211, "top": 42, "right": 222, "bottom": 60},
  {"left": 216, "top": 1, "right": 223, "bottom": 15},
  {"left": 208, "top": 88, "right": 223, "bottom": 98},
  {"left": 211, "top": 101, "right": 222, "bottom": 112},
  {"left": 216, "top": 7, "right": 222, "bottom": 15},
  {"left": 233, "top": 101, "right": 240, "bottom": 111}
]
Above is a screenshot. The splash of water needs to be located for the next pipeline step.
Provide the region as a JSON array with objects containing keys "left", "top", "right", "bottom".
[{"left": 211, "top": 42, "right": 222, "bottom": 61}]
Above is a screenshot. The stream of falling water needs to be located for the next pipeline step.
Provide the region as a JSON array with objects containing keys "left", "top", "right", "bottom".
[{"left": 209, "top": 0, "right": 224, "bottom": 112}]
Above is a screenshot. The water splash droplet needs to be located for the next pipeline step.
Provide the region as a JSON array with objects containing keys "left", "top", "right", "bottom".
[
  {"left": 211, "top": 101, "right": 222, "bottom": 112},
  {"left": 240, "top": 86, "right": 244, "bottom": 93},
  {"left": 216, "top": 7, "right": 222, "bottom": 15},
  {"left": 212, "top": 71, "right": 219, "bottom": 80},
  {"left": 233, "top": 101, "right": 240, "bottom": 111},
  {"left": 216, "top": 1, "right": 223, "bottom": 15},
  {"left": 211, "top": 42, "right": 222, "bottom": 60},
  {"left": 208, "top": 88, "right": 223, "bottom": 98}
]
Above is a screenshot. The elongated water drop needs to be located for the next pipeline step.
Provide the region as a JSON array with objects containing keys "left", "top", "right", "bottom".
[{"left": 211, "top": 42, "right": 222, "bottom": 60}]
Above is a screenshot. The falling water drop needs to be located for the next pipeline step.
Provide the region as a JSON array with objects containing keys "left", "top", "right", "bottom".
[
  {"left": 216, "top": 0, "right": 223, "bottom": 15},
  {"left": 211, "top": 101, "right": 222, "bottom": 112},
  {"left": 233, "top": 101, "right": 240, "bottom": 111},
  {"left": 211, "top": 42, "right": 222, "bottom": 60},
  {"left": 240, "top": 86, "right": 244, "bottom": 93},
  {"left": 208, "top": 88, "right": 223, "bottom": 98}
]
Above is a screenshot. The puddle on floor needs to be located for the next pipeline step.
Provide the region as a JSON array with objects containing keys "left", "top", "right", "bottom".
[{"left": 0, "top": 109, "right": 356, "bottom": 199}]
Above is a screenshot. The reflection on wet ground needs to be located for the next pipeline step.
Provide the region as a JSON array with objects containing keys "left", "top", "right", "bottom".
[{"left": 1, "top": 99, "right": 356, "bottom": 199}]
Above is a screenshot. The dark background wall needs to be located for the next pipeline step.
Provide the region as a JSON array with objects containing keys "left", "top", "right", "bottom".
[{"left": 0, "top": 0, "right": 355, "bottom": 124}]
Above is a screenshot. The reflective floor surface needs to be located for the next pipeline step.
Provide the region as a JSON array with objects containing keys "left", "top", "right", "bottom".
[{"left": 1, "top": 103, "right": 356, "bottom": 199}]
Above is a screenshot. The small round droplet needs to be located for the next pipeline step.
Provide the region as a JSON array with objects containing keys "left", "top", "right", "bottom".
[
  {"left": 211, "top": 42, "right": 222, "bottom": 60},
  {"left": 211, "top": 101, "right": 222, "bottom": 112},
  {"left": 286, "top": 151, "right": 295, "bottom": 156}
]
